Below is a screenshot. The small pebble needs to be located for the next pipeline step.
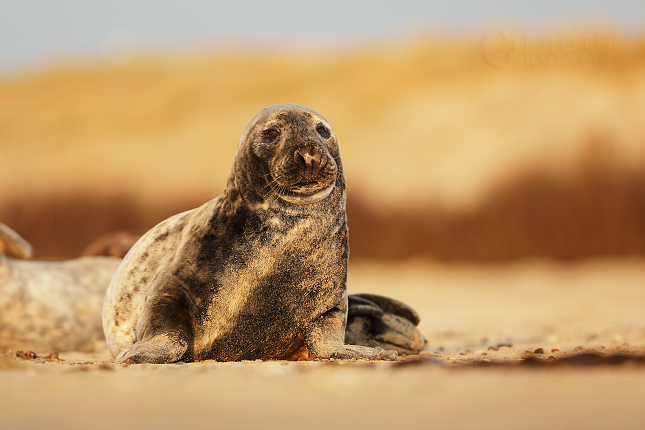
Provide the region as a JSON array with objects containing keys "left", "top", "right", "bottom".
[
  {"left": 548, "top": 356, "right": 556, "bottom": 360},
  {"left": 534, "top": 348, "right": 544, "bottom": 354},
  {"left": 574, "top": 346, "right": 585, "bottom": 351},
  {"left": 551, "top": 349, "right": 559, "bottom": 353}
]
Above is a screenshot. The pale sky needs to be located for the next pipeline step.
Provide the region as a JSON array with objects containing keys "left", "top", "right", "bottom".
[{"left": 1, "top": 0, "right": 643, "bottom": 72}]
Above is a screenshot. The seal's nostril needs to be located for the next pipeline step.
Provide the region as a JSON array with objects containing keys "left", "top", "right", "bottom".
[
  {"left": 295, "top": 149, "right": 322, "bottom": 170},
  {"left": 294, "top": 149, "right": 305, "bottom": 165}
]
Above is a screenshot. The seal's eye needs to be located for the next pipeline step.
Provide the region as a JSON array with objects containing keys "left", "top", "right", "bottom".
[
  {"left": 316, "top": 124, "right": 330, "bottom": 139},
  {"left": 264, "top": 129, "right": 280, "bottom": 141}
]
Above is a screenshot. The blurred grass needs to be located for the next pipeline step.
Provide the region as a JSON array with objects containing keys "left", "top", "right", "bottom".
[
  {"left": 348, "top": 146, "right": 645, "bottom": 260},
  {"left": 1, "top": 31, "right": 644, "bottom": 259}
]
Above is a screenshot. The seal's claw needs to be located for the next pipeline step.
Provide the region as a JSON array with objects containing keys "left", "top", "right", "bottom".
[
  {"left": 116, "top": 347, "right": 171, "bottom": 365},
  {"left": 372, "top": 346, "right": 398, "bottom": 361},
  {"left": 115, "top": 350, "right": 142, "bottom": 365}
]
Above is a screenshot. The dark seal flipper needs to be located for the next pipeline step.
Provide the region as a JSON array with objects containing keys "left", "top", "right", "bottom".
[
  {"left": 350, "top": 293, "right": 421, "bottom": 325},
  {"left": 346, "top": 294, "right": 427, "bottom": 355}
]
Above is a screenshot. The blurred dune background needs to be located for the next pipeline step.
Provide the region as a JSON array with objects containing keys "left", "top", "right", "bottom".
[{"left": 2, "top": 30, "right": 644, "bottom": 260}]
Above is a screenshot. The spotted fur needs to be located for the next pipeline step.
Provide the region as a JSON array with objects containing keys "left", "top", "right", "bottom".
[{"left": 0, "top": 253, "right": 121, "bottom": 352}]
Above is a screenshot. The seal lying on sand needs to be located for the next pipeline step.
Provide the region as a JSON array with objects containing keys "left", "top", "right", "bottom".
[
  {"left": 0, "top": 222, "right": 121, "bottom": 352},
  {"left": 104, "top": 104, "right": 413, "bottom": 363},
  {"left": 0, "top": 223, "right": 426, "bottom": 355}
]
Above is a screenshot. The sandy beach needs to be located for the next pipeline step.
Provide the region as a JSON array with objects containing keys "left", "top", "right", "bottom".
[{"left": 2, "top": 258, "right": 644, "bottom": 430}]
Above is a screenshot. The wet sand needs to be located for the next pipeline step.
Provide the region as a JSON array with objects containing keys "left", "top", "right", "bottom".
[{"left": 2, "top": 258, "right": 645, "bottom": 430}]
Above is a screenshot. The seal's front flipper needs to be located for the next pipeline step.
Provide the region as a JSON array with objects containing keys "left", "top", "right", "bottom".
[
  {"left": 116, "top": 333, "right": 190, "bottom": 364},
  {"left": 346, "top": 294, "right": 427, "bottom": 355},
  {"left": 116, "top": 291, "right": 194, "bottom": 364},
  {"left": 0, "top": 222, "right": 35, "bottom": 260},
  {"left": 306, "top": 297, "right": 397, "bottom": 361}
]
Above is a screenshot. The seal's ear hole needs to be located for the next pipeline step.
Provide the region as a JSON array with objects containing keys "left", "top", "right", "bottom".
[
  {"left": 316, "top": 124, "right": 330, "bottom": 139},
  {"left": 264, "top": 128, "right": 280, "bottom": 141}
]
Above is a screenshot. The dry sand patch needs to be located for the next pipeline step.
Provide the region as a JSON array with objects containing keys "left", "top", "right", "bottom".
[{"left": 2, "top": 349, "right": 645, "bottom": 430}]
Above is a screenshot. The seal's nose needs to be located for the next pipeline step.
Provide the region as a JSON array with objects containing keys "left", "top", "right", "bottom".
[{"left": 295, "top": 147, "right": 323, "bottom": 175}]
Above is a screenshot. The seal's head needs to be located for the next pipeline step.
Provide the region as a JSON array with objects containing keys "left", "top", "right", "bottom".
[{"left": 232, "top": 104, "right": 343, "bottom": 208}]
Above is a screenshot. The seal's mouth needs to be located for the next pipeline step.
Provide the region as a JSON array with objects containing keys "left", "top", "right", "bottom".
[
  {"left": 279, "top": 183, "right": 335, "bottom": 204},
  {"left": 271, "top": 176, "right": 335, "bottom": 204}
]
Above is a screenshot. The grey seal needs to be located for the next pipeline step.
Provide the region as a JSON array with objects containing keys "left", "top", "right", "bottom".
[
  {"left": 0, "top": 222, "right": 121, "bottom": 352},
  {"left": 103, "top": 104, "right": 401, "bottom": 363}
]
